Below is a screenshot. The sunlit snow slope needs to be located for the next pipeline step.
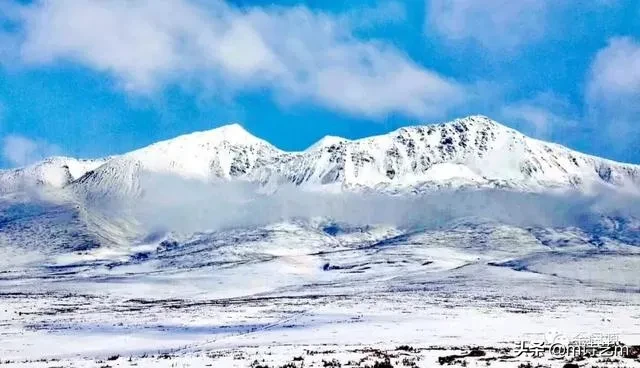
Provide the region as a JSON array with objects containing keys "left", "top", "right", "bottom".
[{"left": 3, "top": 115, "right": 638, "bottom": 198}]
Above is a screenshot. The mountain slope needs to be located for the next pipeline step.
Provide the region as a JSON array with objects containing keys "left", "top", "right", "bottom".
[
  {"left": 70, "top": 123, "right": 287, "bottom": 198},
  {"left": 125, "top": 123, "right": 285, "bottom": 180},
  {"left": 2, "top": 116, "right": 639, "bottom": 197},
  {"left": 275, "top": 115, "right": 640, "bottom": 191},
  {"left": 0, "top": 157, "right": 107, "bottom": 195}
]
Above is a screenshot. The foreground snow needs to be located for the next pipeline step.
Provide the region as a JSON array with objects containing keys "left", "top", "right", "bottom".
[
  {"left": 3, "top": 344, "right": 640, "bottom": 367},
  {"left": 1, "top": 211, "right": 639, "bottom": 367}
]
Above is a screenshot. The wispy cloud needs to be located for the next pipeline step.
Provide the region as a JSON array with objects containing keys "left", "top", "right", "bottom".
[
  {"left": 1, "top": 0, "right": 467, "bottom": 120},
  {"left": 105, "top": 172, "right": 640, "bottom": 235},
  {"left": 2, "top": 135, "right": 61, "bottom": 167},
  {"left": 425, "top": 0, "right": 619, "bottom": 53},
  {"left": 586, "top": 37, "right": 640, "bottom": 153},
  {"left": 501, "top": 93, "right": 578, "bottom": 138},
  {"left": 588, "top": 37, "right": 640, "bottom": 102},
  {"left": 426, "top": 0, "right": 551, "bottom": 51}
]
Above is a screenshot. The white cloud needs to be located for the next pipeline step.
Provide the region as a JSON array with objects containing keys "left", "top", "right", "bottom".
[
  {"left": 501, "top": 93, "right": 577, "bottom": 138},
  {"left": 426, "top": 0, "right": 550, "bottom": 51},
  {"left": 3, "top": 0, "right": 466, "bottom": 119},
  {"left": 108, "top": 173, "right": 640, "bottom": 235},
  {"left": 2, "top": 135, "right": 61, "bottom": 167},
  {"left": 586, "top": 37, "right": 640, "bottom": 149},
  {"left": 502, "top": 105, "right": 560, "bottom": 136},
  {"left": 587, "top": 37, "right": 640, "bottom": 102},
  {"left": 426, "top": 0, "right": 623, "bottom": 53}
]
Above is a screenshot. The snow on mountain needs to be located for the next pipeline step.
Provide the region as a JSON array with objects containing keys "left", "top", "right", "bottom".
[
  {"left": 72, "top": 157, "right": 144, "bottom": 199},
  {"left": 68, "top": 123, "right": 286, "bottom": 198},
  {"left": 2, "top": 116, "right": 640, "bottom": 197},
  {"left": 125, "top": 123, "right": 283, "bottom": 180},
  {"left": 269, "top": 115, "right": 640, "bottom": 192},
  {"left": 0, "top": 156, "right": 107, "bottom": 194}
]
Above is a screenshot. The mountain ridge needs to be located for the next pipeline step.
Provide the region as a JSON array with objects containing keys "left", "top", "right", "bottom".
[{"left": 2, "top": 115, "right": 639, "bottom": 196}]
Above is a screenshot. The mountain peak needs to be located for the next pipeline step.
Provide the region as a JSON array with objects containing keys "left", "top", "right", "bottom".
[
  {"left": 132, "top": 123, "right": 267, "bottom": 154},
  {"left": 448, "top": 115, "right": 513, "bottom": 131},
  {"left": 211, "top": 122, "right": 249, "bottom": 135},
  {"left": 195, "top": 123, "right": 259, "bottom": 143},
  {"left": 381, "top": 115, "right": 517, "bottom": 144},
  {"left": 107, "top": 121, "right": 285, "bottom": 181}
]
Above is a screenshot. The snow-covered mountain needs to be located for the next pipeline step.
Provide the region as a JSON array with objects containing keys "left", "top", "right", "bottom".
[
  {"left": 274, "top": 116, "right": 640, "bottom": 192},
  {"left": 0, "top": 156, "right": 107, "bottom": 194},
  {"left": 2, "top": 115, "right": 639, "bottom": 197}
]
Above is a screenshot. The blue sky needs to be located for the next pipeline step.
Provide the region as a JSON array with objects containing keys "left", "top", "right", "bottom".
[{"left": 0, "top": 0, "right": 639, "bottom": 168}]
